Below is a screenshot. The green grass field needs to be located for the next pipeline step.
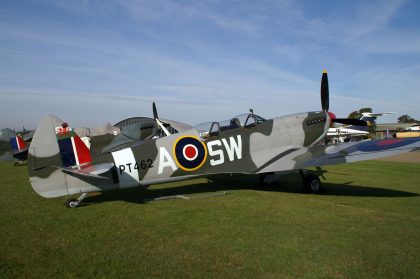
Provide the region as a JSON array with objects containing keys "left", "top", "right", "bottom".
[{"left": 1, "top": 160, "right": 420, "bottom": 278}]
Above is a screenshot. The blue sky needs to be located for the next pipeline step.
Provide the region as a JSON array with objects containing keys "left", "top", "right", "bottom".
[{"left": 1, "top": 0, "right": 419, "bottom": 129}]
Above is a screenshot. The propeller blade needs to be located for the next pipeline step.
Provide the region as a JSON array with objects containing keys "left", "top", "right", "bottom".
[
  {"left": 152, "top": 102, "right": 171, "bottom": 136},
  {"left": 152, "top": 102, "right": 158, "bottom": 120},
  {"left": 332, "top": 118, "right": 368, "bottom": 126},
  {"left": 321, "top": 70, "right": 329, "bottom": 112}
]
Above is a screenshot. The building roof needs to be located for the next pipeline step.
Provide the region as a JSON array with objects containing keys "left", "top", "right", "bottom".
[{"left": 114, "top": 117, "right": 155, "bottom": 129}]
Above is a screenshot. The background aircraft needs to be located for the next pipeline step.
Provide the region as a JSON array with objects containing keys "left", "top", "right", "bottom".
[
  {"left": 0, "top": 128, "right": 32, "bottom": 162},
  {"left": 27, "top": 71, "right": 420, "bottom": 207},
  {"left": 9, "top": 134, "right": 28, "bottom": 161},
  {"left": 327, "top": 112, "right": 395, "bottom": 143},
  {"left": 405, "top": 124, "right": 420, "bottom": 131},
  {"left": 0, "top": 128, "right": 16, "bottom": 161}
]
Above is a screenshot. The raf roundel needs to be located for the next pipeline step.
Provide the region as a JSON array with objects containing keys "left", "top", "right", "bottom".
[
  {"left": 173, "top": 136, "right": 207, "bottom": 171},
  {"left": 183, "top": 144, "right": 198, "bottom": 161}
]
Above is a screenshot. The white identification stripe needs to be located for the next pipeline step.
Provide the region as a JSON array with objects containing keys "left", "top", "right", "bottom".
[
  {"left": 16, "top": 137, "right": 22, "bottom": 150},
  {"left": 111, "top": 148, "right": 139, "bottom": 188},
  {"left": 71, "top": 137, "right": 80, "bottom": 167}
]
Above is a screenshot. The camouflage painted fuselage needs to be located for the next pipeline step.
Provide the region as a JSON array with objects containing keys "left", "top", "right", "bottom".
[{"left": 28, "top": 112, "right": 329, "bottom": 198}]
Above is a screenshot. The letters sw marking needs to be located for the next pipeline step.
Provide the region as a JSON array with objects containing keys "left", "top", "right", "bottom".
[
  {"left": 208, "top": 135, "right": 242, "bottom": 166},
  {"left": 159, "top": 135, "right": 243, "bottom": 172},
  {"left": 158, "top": 147, "right": 178, "bottom": 175}
]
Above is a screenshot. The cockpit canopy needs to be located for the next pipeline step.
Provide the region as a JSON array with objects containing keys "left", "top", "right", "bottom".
[{"left": 194, "top": 113, "right": 265, "bottom": 138}]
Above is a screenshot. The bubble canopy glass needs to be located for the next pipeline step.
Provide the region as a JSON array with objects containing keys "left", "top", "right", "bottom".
[{"left": 194, "top": 113, "right": 265, "bottom": 138}]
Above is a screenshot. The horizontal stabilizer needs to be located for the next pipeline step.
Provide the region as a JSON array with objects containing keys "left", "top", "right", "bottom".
[
  {"left": 61, "top": 163, "right": 115, "bottom": 180},
  {"left": 12, "top": 149, "right": 28, "bottom": 161}
]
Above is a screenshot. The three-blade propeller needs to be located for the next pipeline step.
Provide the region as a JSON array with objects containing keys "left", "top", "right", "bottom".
[{"left": 321, "top": 71, "right": 367, "bottom": 127}]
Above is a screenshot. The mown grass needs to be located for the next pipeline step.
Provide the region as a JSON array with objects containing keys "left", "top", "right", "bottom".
[{"left": 1, "top": 160, "right": 420, "bottom": 278}]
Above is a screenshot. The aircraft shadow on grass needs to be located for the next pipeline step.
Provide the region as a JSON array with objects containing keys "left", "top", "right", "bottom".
[{"left": 83, "top": 173, "right": 418, "bottom": 206}]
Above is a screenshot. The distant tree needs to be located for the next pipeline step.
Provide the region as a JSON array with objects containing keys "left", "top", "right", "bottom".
[
  {"left": 359, "top": 108, "right": 372, "bottom": 114},
  {"left": 368, "top": 121, "right": 377, "bottom": 135},
  {"left": 346, "top": 108, "right": 376, "bottom": 136},
  {"left": 398, "top": 114, "right": 420, "bottom": 124},
  {"left": 398, "top": 115, "right": 411, "bottom": 123},
  {"left": 348, "top": 111, "right": 360, "bottom": 119}
]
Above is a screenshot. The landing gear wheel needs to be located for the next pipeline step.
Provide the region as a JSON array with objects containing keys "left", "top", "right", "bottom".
[
  {"left": 65, "top": 193, "right": 88, "bottom": 208},
  {"left": 303, "top": 175, "right": 322, "bottom": 194},
  {"left": 66, "top": 199, "right": 79, "bottom": 208}
]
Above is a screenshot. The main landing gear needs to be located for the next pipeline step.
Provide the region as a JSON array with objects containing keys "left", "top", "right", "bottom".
[
  {"left": 65, "top": 193, "right": 88, "bottom": 208},
  {"left": 300, "top": 170, "right": 322, "bottom": 194},
  {"left": 257, "top": 171, "right": 323, "bottom": 194}
]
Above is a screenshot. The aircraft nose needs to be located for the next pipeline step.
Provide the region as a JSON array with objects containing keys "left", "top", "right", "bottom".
[{"left": 327, "top": 111, "right": 336, "bottom": 127}]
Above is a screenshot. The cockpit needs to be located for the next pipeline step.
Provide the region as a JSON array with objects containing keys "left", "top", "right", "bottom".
[{"left": 194, "top": 113, "right": 266, "bottom": 139}]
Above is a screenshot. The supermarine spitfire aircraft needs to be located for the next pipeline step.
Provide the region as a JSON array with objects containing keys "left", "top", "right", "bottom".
[{"left": 28, "top": 71, "right": 420, "bottom": 207}]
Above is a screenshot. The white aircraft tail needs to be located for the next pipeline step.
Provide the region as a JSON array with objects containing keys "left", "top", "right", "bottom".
[{"left": 349, "top": 112, "right": 396, "bottom": 131}]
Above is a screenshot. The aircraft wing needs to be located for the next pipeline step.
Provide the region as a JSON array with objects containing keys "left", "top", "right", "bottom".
[
  {"left": 256, "top": 138, "right": 420, "bottom": 173},
  {"left": 12, "top": 148, "right": 29, "bottom": 161}
]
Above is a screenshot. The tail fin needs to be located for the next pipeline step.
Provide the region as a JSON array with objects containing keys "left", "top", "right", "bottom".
[
  {"left": 10, "top": 135, "right": 26, "bottom": 152},
  {"left": 359, "top": 114, "right": 377, "bottom": 128},
  {"left": 10, "top": 135, "right": 28, "bottom": 160},
  {"left": 55, "top": 123, "right": 92, "bottom": 168},
  {"left": 28, "top": 115, "right": 94, "bottom": 198}
]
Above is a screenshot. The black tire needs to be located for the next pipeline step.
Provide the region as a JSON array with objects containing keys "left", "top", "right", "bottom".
[{"left": 303, "top": 175, "right": 322, "bottom": 194}]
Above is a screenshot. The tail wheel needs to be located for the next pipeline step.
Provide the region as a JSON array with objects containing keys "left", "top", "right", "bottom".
[
  {"left": 65, "top": 193, "right": 88, "bottom": 208},
  {"left": 303, "top": 175, "right": 322, "bottom": 194},
  {"left": 66, "top": 199, "right": 78, "bottom": 208}
]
